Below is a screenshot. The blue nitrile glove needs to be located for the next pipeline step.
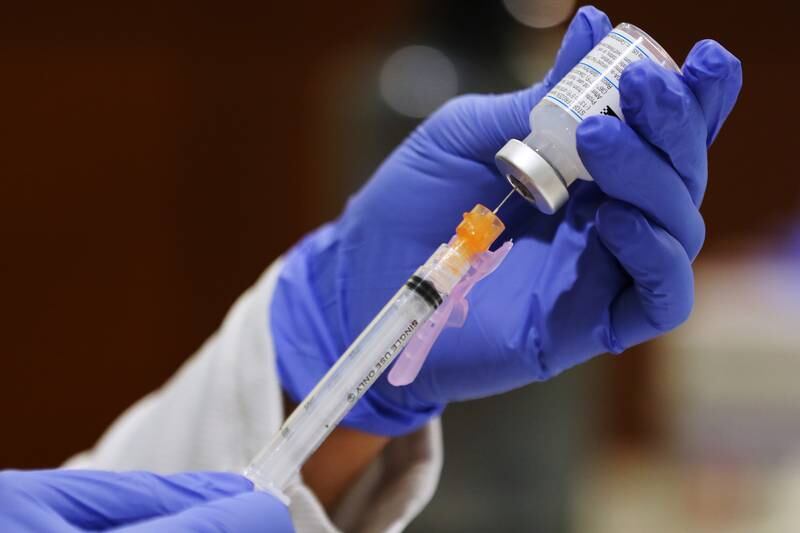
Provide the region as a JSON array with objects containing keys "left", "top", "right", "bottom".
[
  {"left": 273, "top": 5, "right": 743, "bottom": 436},
  {"left": 0, "top": 469, "right": 293, "bottom": 532}
]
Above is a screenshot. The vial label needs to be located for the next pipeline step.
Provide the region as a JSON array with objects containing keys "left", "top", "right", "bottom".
[{"left": 544, "top": 28, "right": 653, "bottom": 122}]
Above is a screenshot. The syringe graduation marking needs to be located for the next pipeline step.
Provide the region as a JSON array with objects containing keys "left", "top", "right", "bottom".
[{"left": 406, "top": 275, "right": 442, "bottom": 309}]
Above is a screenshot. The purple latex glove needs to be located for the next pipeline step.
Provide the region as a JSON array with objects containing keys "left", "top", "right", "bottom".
[
  {"left": 0, "top": 469, "right": 293, "bottom": 532},
  {"left": 272, "top": 5, "right": 743, "bottom": 436}
]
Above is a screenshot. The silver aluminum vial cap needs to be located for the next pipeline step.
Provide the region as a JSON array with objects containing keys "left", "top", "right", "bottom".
[{"left": 495, "top": 139, "right": 569, "bottom": 215}]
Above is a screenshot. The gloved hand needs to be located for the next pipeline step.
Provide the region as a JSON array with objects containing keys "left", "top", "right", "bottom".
[
  {"left": 0, "top": 469, "right": 294, "bottom": 532},
  {"left": 273, "top": 5, "right": 743, "bottom": 436}
]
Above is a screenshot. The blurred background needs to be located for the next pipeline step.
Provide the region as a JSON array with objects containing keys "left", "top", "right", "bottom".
[{"left": 1, "top": 1, "right": 796, "bottom": 531}]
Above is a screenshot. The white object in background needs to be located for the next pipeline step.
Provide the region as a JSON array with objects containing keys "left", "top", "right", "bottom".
[
  {"left": 572, "top": 256, "right": 800, "bottom": 533},
  {"left": 658, "top": 257, "right": 800, "bottom": 466},
  {"left": 380, "top": 45, "right": 458, "bottom": 119},
  {"left": 503, "top": 0, "right": 576, "bottom": 29}
]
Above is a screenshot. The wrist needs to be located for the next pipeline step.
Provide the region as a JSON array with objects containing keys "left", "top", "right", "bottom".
[{"left": 283, "top": 394, "right": 391, "bottom": 512}]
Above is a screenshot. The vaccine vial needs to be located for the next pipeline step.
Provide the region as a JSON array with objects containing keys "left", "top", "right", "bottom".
[{"left": 495, "top": 23, "right": 680, "bottom": 214}]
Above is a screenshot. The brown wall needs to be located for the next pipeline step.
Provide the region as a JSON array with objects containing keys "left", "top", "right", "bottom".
[
  {"left": 0, "top": 1, "right": 410, "bottom": 468},
  {"left": 0, "top": 1, "right": 793, "bottom": 468}
]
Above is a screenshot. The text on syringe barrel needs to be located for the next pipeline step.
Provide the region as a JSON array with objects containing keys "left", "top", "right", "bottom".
[{"left": 244, "top": 282, "right": 438, "bottom": 491}]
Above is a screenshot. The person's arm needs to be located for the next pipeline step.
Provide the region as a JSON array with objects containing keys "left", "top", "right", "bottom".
[
  {"left": 66, "top": 261, "right": 443, "bottom": 533},
  {"left": 288, "top": 395, "right": 391, "bottom": 512}
]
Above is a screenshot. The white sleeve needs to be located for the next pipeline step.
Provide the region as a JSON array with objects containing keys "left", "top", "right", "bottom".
[{"left": 65, "top": 260, "right": 443, "bottom": 533}]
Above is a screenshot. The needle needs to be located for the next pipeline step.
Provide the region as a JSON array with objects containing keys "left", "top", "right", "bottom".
[{"left": 493, "top": 189, "right": 515, "bottom": 214}]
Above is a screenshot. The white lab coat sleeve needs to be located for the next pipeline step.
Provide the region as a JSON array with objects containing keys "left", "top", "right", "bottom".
[{"left": 64, "top": 260, "right": 443, "bottom": 533}]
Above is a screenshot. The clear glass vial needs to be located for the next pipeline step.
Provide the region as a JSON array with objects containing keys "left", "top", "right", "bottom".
[{"left": 496, "top": 23, "right": 681, "bottom": 214}]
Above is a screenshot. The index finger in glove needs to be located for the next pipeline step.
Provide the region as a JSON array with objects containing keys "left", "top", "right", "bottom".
[
  {"left": 1, "top": 470, "right": 253, "bottom": 530},
  {"left": 116, "top": 491, "right": 294, "bottom": 533}
]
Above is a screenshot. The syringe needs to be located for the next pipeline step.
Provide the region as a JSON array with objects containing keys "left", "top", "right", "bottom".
[{"left": 244, "top": 203, "right": 508, "bottom": 493}]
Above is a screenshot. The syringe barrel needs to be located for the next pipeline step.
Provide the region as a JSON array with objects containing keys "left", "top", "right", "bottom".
[
  {"left": 245, "top": 203, "right": 504, "bottom": 493},
  {"left": 244, "top": 244, "right": 468, "bottom": 492}
]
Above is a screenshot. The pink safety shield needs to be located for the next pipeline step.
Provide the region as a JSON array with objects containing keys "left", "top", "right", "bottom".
[{"left": 388, "top": 241, "right": 513, "bottom": 386}]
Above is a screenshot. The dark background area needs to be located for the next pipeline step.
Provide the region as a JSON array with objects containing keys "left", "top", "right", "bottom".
[{"left": 0, "top": 1, "right": 791, "bottom": 530}]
